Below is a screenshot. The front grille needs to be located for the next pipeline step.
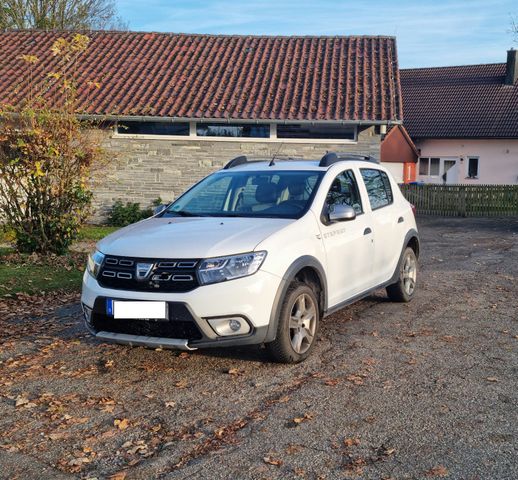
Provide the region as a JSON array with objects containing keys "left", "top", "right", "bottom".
[
  {"left": 91, "top": 299, "right": 203, "bottom": 341},
  {"left": 98, "top": 255, "right": 200, "bottom": 292},
  {"left": 92, "top": 315, "right": 203, "bottom": 340}
]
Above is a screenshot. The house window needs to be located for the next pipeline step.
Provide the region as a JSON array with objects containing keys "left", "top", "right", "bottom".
[
  {"left": 418, "top": 157, "right": 440, "bottom": 176},
  {"left": 196, "top": 123, "right": 270, "bottom": 138},
  {"left": 468, "top": 157, "right": 479, "bottom": 178},
  {"left": 116, "top": 121, "right": 190, "bottom": 136},
  {"left": 277, "top": 123, "right": 355, "bottom": 140},
  {"left": 419, "top": 158, "right": 429, "bottom": 175},
  {"left": 360, "top": 168, "right": 393, "bottom": 210}
]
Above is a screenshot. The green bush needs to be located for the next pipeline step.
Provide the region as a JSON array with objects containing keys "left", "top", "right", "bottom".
[{"left": 108, "top": 198, "right": 163, "bottom": 227}]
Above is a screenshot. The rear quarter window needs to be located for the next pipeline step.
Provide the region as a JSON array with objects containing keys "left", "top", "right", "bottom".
[{"left": 360, "top": 169, "right": 394, "bottom": 210}]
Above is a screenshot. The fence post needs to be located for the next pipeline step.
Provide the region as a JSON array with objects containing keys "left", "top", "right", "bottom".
[{"left": 459, "top": 186, "right": 467, "bottom": 217}]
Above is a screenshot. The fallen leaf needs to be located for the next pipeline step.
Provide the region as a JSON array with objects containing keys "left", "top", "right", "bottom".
[
  {"left": 165, "top": 401, "right": 176, "bottom": 408},
  {"left": 344, "top": 437, "right": 360, "bottom": 447},
  {"left": 426, "top": 465, "right": 448, "bottom": 477},
  {"left": 227, "top": 368, "right": 240, "bottom": 375},
  {"left": 346, "top": 374, "right": 364, "bottom": 385},
  {"left": 324, "top": 378, "right": 340, "bottom": 386},
  {"left": 263, "top": 456, "right": 283, "bottom": 466},
  {"left": 285, "top": 444, "right": 303, "bottom": 454},
  {"left": 15, "top": 396, "right": 29, "bottom": 407},
  {"left": 114, "top": 418, "right": 129, "bottom": 430},
  {"left": 175, "top": 380, "right": 188, "bottom": 388},
  {"left": 108, "top": 471, "right": 127, "bottom": 480},
  {"left": 68, "top": 456, "right": 90, "bottom": 466},
  {"left": 292, "top": 413, "right": 313, "bottom": 425},
  {"left": 105, "top": 360, "right": 114, "bottom": 368}
]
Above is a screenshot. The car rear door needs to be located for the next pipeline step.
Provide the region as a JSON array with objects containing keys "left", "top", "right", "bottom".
[
  {"left": 358, "top": 168, "right": 400, "bottom": 285},
  {"left": 317, "top": 168, "right": 375, "bottom": 307}
]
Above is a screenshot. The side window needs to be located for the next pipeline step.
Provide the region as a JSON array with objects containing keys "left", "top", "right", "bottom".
[
  {"left": 360, "top": 169, "right": 393, "bottom": 210},
  {"left": 325, "top": 170, "right": 363, "bottom": 214}
]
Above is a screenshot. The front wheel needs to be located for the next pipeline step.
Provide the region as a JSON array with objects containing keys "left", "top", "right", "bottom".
[
  {"left": 266, "top": 282, "right": 320, "bottom": 363},
  {"left": 386, "top": 247, "right": 418, "bottom": 302}
]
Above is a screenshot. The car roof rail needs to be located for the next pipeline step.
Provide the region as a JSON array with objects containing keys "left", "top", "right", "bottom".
[
  {"left": 223, "top": 155, "right": 249, "bottom": 169},
  {"left": 319, "top": 152, "right": 378, "bottom": 167}
]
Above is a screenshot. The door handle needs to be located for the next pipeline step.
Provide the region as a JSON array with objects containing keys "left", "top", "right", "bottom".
[
  {"left": 398, "top": 216, "right": 404, "bottom": 224},
  {"left": 363, "top": 227, "right": 372, "bottom": 235}
]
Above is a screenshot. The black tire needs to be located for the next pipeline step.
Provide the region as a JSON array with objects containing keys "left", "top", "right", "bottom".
[
  {"left": 266, "top": 282, "right": 320, "bottom": 364},
  {"left": 386, "top": 247, "right": 418, "bottom": 302}
]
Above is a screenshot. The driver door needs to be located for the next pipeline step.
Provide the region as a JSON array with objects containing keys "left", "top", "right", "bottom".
[{"left": 318, "top": 169, "right": 374, "bottom": 307}]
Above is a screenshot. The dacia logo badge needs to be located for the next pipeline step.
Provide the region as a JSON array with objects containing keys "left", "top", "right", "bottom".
[{"left": 136, "top": 262, "right": 154, "bottom": 281}]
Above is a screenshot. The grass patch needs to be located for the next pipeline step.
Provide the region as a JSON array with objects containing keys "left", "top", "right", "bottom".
[
  {"left": 77, "top": 225, "right": 118, "bottom": 242},
  {"left": 0, "top": 224, "right": 118, "bottom": 296},
  {"left": 0, "top": 251, "right": 86, "bottom": 296}
]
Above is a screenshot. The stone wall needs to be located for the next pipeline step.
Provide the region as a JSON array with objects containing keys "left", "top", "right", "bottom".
[{"left": 91, "top": 126, "right": 381, "bottom": 221}]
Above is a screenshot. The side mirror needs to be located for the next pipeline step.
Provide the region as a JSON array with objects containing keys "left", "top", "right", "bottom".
[
  {"left": 153, "top": 204, "right": 167, "bottom": 215},
  {"left": 328, "top": 204, "right": 356, "bottom": 222}
]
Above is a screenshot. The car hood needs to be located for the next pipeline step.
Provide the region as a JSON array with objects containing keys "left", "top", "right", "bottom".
[{"left": 97, "top": 216, "right": 294, "bottom": 259}]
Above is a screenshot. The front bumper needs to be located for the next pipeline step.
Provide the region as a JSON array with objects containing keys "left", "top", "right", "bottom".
[{"left": 81, "top": 269, "right": 281, "bottom": 349}]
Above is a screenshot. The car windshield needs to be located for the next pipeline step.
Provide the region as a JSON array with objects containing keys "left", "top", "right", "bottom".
[{"left": 162, "top": 170, "right": 324, "bottom": 219}]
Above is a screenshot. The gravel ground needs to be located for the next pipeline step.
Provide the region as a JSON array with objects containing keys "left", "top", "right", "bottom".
[{"left": 0, "top": 217, "right": 517, "bottom": 480}]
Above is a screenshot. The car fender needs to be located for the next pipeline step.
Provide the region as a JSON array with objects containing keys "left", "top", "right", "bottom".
[
  {"left": 264, "top": 255, "right": 328, "bottom": 343},
  {"left": 389, "top": 228, "right": 420, "bottom": 284}
]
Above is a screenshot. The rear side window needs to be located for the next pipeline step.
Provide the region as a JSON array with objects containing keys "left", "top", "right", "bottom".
[{"left": 360, "top": 169, "right": 393, "bottom": 210}]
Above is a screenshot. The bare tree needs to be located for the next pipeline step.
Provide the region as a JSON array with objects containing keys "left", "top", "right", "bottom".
[{"left": 0, "top": 0, "right": 127, "bottom": 30}]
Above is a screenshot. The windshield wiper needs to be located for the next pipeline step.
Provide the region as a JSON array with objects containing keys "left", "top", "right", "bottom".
[{"left": 168, "top": 210, "right": 199, "bottom": 217}]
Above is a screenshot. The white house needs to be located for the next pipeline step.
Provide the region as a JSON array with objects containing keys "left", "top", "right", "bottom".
[{"left": 401, "top": 50, "right": 518, "bottom": 185}]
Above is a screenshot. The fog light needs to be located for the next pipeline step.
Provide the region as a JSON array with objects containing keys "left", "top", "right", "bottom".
[
  {"left": 207, "top": 317, "right": 251, "bottom": 336},
  {"left": 228, "top": 319, "right": 241, "bottom": 332}
]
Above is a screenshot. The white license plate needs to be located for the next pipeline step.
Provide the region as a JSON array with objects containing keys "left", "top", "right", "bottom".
[{"left": 112, "top": 301, "right": 168, "bottom": 320}]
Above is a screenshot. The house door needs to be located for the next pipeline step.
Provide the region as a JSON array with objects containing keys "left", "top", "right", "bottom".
[{"left": 443, "top": 158, "right": 458, "bottom": 184}]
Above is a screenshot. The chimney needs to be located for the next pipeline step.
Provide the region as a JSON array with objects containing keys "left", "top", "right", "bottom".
[{"left": 505, "top": 49, "right": 518, "bottom": 85}]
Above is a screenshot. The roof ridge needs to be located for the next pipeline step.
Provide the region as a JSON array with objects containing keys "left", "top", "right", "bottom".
[
  {"left": 0, "top": 29, "right": 397, "bottom": 40},
  {"left": 401, "top": 62, "right": 506, "bottom": 72}
]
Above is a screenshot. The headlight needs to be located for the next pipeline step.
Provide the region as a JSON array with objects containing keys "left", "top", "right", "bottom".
[
  {"left": 87, "top": 250, "right": 105, "bottom": 278},
  {"left": 198, "top": 251, "right": 267, "bottom": 285}
]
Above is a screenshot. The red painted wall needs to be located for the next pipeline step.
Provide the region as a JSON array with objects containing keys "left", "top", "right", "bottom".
[{"left": 381, "top": 126, "right": 418, "bottom": 183}]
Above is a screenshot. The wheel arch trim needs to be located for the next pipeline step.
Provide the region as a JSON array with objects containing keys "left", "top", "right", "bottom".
[
  {"left": 389, "top": 228, "right": 420, "bottom": 284},
  {"left": 264, "top": 256, "right": 328, "bottom": 343}
]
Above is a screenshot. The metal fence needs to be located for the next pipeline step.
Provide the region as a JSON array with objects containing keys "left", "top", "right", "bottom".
[{"left": 399, "top": 184, "right": 518, "bottom": 217}]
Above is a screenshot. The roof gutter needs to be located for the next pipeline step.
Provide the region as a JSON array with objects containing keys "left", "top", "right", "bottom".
[{"left": 76, "top": 114, "right": 402, "bottom": 126}]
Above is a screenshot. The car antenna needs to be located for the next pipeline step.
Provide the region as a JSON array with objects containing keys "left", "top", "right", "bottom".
[{"left": 269, "top": 142, "right": 284, "bottom": 166}]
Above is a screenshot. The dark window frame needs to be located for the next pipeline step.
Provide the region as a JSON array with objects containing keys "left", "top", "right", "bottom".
[
  {"left": 277, "top": 123, "right": 357, "bottom": 141},
  {"left": 196, "top": 122, "right": 271, "bottom": 139},
  {"left": 116, "top": 121, "right": 190, "bottom": 136},
  {"left": 467, "top": 157, "right": 479, "bottom": 179}
]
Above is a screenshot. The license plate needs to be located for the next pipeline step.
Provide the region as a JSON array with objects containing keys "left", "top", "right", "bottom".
[{"left": 106, "top": 299, "right": 168, "bottom": 320}]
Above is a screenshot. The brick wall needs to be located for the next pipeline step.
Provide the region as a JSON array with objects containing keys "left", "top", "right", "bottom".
[{"left": 91, "top": 126, "right": 381, "bottom": 221}]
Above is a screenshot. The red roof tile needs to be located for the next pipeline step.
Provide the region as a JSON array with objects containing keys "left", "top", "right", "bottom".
[
  {"left": 401, "top": 63, "right": 518, "bottom": 138},
  {"left": 0, "top": 31, "right": 402, "bottom": 122}
]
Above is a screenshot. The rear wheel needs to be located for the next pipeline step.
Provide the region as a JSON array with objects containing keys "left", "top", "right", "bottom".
[
  {"left": 266, "top": 282, "right": 319, "bottom": 363},
  {"left": 386, "top": 247, "right": 417, "bottom": 302}
]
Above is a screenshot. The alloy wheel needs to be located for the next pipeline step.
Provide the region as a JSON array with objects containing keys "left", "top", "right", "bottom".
[
  {"left": 288, "top": 293, "right": 317, "bottom": 354},
  {"left": 402, "top": 252, "right": 417, "bottom": 295}
]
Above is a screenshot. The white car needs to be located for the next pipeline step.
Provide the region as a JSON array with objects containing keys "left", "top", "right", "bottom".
[{"left": 82, "top": 153, "right": 419, "bottom": 363}]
